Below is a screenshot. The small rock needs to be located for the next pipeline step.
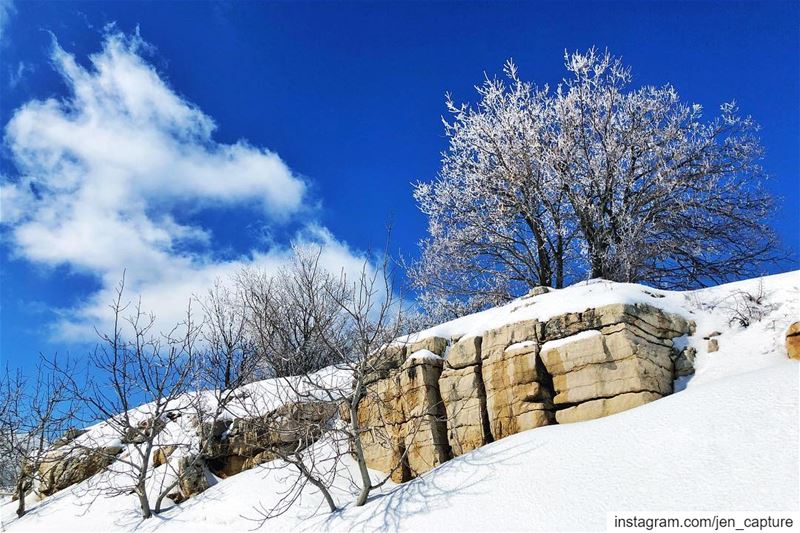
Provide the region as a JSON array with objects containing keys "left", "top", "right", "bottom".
[
  {"left": 786, "top": 322, "right": 800, "bottom": 360},
  {"left": 52, "top": 428, "right": 88, "bottom": 449},
  {"left": 672, "top": 346, "right": 696, "bottom": 378},
  {"left": 178, "top": 456, "right": 209, "bottom": 498},
  {"left": 152, "top": 446, "right": 176, "bottom": 468},
  {"left": 167, "top": 491, "right": 185, "bottom": 504},
  {"left": 525, "top": 286, "right": 551, "bottom": 297}
]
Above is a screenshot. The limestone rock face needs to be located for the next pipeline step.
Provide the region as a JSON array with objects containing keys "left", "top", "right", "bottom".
[
  {"left": 481, "top": 333, "right": 554, "bottom": 440},
  {"left": 439, "top": 335, "right": 491, "bottom": 456},
  {"left": 408, "top": 336, "right": 448, "bottom": 358},
  {"left": 38, "top": 445, "right": 121, "bottom": 497},
  {"left": 540, "top": 305, "right": 689, "bottom": 424},
  {"left": 555, "top": 391, "right": 662, "bottom": 424},
  {"left": 786, "top": 322, "right": 800, "bottom": 360},
  {"left": 177, "top": 455, "right": 210, "bottom": 499},
  {"left": 672, "top": 347, "right": 697, "bottom": 378},
  {"left": 358, "top": 355, "right": 450, "bottom": 481},
  {"left": 543, "top": 327, "right": 674, "bottom": 405},
  {"left": 446, "top": 336, "right": 482, "bottom": 369},
  {"left": 357, "top": 374, "right": 405, "bottom": 481},
  {"left": 204, "top": 401, "right": 336, "bottom": 478},
  {"left": 439, "top": 361, "right": 490, "bottom": 456},
  {"left": 357, "top": 302, "right": 691, "bottom": 482},
  {"left": 540, "top": 303, "right": 688, "bottom": 343},
  {"left": 395, "top": 355, "right": 450, "bottom": 478},
  {"left": 364, "top": 345, "right": 408, "bottom": 386}
]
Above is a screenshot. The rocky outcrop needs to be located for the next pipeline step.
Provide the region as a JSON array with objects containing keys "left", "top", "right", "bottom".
[
  {"left": 359, "top": 302, "right": 691, "bottom": 481},
  {"left": 672, "top": 346, "right": 696, "bottom": 378},
  {"left": 51, "top": 428, "right": 88, "bottom": 449},
  {"left": 540, "top": 304, "right": 689, "bottom": 424},
  {"left": 358, "top": 340, "right": 451, "bottom": 482},
  {"left": 37, "top": 444, "right": 122, "bottom": 497},
  {"left": 554, "top": 391, "right": 663, "bottom": 424},
  {"left": 202, "top": 401, "right": 337, "bottom": 479},
  {"left": 172, "top": 455, "right": 210, "bottom": 503},
  {"left": 123, "top": 417, "right": 166, "bottom": 444},
  {"left": 786, "top": 322, "right": 800, "bottom": 360},
  {"left": 482, "top": 321, "right": 554, "bottom": 440},
  {"left": 439, "top": 336, "right": 491, "bottom": 456}
]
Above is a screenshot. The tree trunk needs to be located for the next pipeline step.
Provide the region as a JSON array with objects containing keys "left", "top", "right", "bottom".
[
  {"left": 154, "top": 477, "right": 180, "bottom": 514},
  {"left": 555, "top": 235, "right": 565, "bottom": 288},
  {"left": 349, "top": 395, "right": 372, "bottom": 507},
  {"left": 589, "top": 239, "right": 607, "bottom": 279},
  {"left": 296, "top": 460, "right": 337, "bottom": 513},
  {"left": 137, "top": 483, "right": 152, "bottom": 519},
  {"left": 15, "top": 478, "right": 26, "bottom": 518}
]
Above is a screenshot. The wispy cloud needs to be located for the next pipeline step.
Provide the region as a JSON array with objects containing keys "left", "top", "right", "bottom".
[
  {"left": 1, "top": 29, "right": 372, "bottom": 340},
  {"left": 7, "top": 60, "right": 33, "bottom": 89},
  {"left": 0, "top": 0, "right": 14, "bottom": 43}
]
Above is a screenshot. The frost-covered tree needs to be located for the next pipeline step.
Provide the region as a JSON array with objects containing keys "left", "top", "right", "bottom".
[
  {"left": 411, "top": 60, "right": 577, "bottom": 321},
  {"left": 551, "top": 48, "right": 777, "bottom": 286},
  {"left": 412, "top": 48, "right": 779, "bottom": 318}
]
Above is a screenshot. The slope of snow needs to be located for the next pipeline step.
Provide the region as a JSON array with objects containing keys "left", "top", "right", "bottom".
[{"left": 2, "top": 271, "right": 798, "bottom": 532}]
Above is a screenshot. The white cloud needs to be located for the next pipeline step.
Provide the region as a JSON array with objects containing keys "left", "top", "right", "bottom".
[
  {"left": 0, "top": 0, "right": 13, "bottom": 43},
  {"left": 1, "top": 30, "right": 372, "bottom": 340}
]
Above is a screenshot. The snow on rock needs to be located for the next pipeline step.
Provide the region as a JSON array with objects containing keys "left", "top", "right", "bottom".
[
  {"left": 538, "top": 329, "right": 601, "bottom": 353},
  {"left": 407, "top": 349, "right": 442, "bottom": 362}
]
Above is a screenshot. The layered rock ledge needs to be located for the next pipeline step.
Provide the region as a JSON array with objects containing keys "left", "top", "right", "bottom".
[{"left": 358, "top": 302, "right": 692, "bottom": 480}]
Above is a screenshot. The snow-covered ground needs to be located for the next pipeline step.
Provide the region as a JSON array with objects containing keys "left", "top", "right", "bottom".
[{"left": 3, "top": 272, "right": 799, "bottom": 532}]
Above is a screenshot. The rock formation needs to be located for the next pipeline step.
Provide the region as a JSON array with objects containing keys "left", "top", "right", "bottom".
[
  {"left": 439, "top": 335, "right": 491, "bottom": 456},
  {"left": 37, "top": 444, "right": 123, "bottom": 497},
  {"left": 202, "top": 401, "right": 337, "bottom": 480},
  {"left": 357, "top": 339, "right": 451, "bottom": 482},
  {"left": 31, "top": 302, "right": 697, "bottom": 499},
  {"left": 787, "top": 322, "right": 800, "bottom": 360},
  {"left": 358, "top": 302, "right": 691, "bottom": 480}
]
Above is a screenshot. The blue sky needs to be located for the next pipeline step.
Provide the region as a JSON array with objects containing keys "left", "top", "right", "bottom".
[{"left": 1, "top": 1, "right": 798, "bottom": 372}]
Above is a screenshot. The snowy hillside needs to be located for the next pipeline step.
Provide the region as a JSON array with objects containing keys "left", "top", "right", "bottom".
[{"left": 2, "top": 272, "right": 798, "bottom": 532}]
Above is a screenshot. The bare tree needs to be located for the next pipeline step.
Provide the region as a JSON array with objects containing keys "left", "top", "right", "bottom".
[
  {"left": 299, "top": 245, "right": 412, "bottom": 508},
  {"left": 197, "top": 280, "right": 256, "bottom": 389},
  {"left": 0, "top": 355, "right": 78, "bottom": 518},
  {"left": 239, "top": 376, "right": 342, "bottom": 523},
  {"left": 65, "top": 276, "right": 200, "bottom": 519},
  {"left": 238, "top": 243, "right": 416, "bottom": 525},
  {"left": 151, "top": 281, "right": 261, "bottom": 514},
  {"left": 238, "top": 246, "right": 346, "bottom": 378},
  {"left": 236, "top": 246, "right": 350, "bottom": 521}
]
